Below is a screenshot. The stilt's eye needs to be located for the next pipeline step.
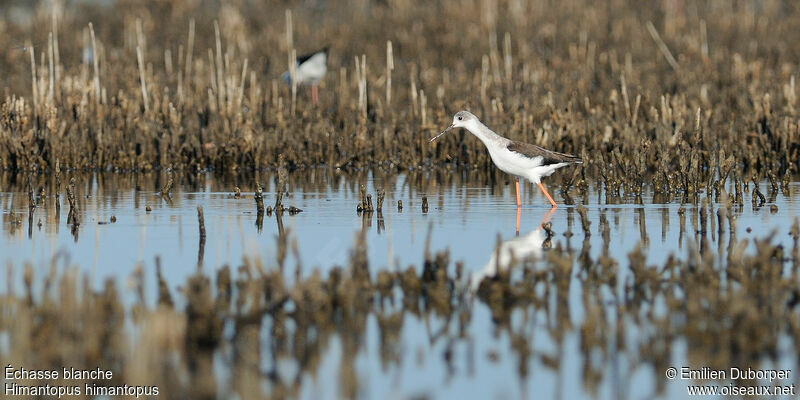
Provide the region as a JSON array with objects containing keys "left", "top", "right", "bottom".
[{"left": 457, "top": 116, "right": 463, "bottom": 121}]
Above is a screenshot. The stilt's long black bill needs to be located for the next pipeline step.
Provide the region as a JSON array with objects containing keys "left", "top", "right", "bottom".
[{"left": 429, "top": 125, "right": 454, "bottom": 142}]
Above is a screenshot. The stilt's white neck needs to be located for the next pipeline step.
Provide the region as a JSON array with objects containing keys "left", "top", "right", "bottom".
[{"left": 464, "top": 119, "right": 504, "bottom": 146}]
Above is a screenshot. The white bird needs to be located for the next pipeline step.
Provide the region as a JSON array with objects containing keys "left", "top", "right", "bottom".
[
  {"left": 470, "top": 226, "right": 546, "bottom": 292},
  {"left": 431, "top": 110, "right": 582, "bottom": 209},
  {"left": 469, "top": 207, "right": 555, "bottom": 291},
  {"left": 282, "top": 47, "right": 328, "bottom": 104}
]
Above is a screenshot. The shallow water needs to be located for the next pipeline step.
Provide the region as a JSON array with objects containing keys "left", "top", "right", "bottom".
[
  {"left": 2, "top": 171, "right": 797, "bottom": 288},
  {"left": 1, "top": 170, "right": 798, "bottom": 399}
]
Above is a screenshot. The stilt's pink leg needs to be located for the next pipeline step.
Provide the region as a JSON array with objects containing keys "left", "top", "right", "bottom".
[{"left": 537, "top": 182, "right": 557, "bottom": 207}]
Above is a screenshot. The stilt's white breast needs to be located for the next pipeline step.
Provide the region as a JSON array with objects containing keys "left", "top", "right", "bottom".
[{"left": 487, "top": 145, "right": 546, "bottom": 180}]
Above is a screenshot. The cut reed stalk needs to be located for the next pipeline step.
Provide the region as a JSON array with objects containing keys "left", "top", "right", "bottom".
[
  {"left": 386, "top": 41, "right": 393, "bottom": 106},
  {"left": 290, "top": 49, "right": 297, "bottom": 114},
  {"left": 183, "top": 18, "right": 196, "bottom": 101},
  {"left": 52, "top": 8, "right": 60, "bottom": 97},
  {"left": 645, "top": 21, "right": 679, "bottom": 71},
  {"left": 137, "top": 46, "right": 149, "bottom": 113},
  {"left": 48, "top": 32, "right": 54, "bottom": 104}
]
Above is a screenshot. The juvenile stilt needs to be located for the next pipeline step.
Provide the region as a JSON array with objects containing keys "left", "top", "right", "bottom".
[
  {"left": 515, "top": 178, "right": 521, "bottom": 207},
  {"left": 537, "top": 182, "right": 557, "bottom": 208}
]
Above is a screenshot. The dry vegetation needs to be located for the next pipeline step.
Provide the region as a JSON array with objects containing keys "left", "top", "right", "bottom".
[{"left": 0, "top": 0, "right": 797, "bottom": 190}]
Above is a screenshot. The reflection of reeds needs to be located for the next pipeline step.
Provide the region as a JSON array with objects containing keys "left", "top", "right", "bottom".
[{"left": 65, "top": 177, "right": 80, "bottom": 237}]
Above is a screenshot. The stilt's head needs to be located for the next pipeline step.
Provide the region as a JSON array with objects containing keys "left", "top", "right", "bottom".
[
  {"left": 429, "top": 110, "right": 479, "bottom": 142},
  {"left": 451, "top": 110, "right": 477, "bottom": 128}
]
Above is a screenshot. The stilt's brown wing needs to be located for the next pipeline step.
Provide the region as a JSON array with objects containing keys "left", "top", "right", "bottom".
[{"left": 507, "top": 141, "right": 582, "bottom": 165}]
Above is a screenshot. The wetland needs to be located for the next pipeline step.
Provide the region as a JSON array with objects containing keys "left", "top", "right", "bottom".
[{"left": 2, "top": 0, "right": 800, "bottom": 399}]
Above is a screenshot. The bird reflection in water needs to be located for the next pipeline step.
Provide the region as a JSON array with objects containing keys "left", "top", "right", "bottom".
[{"left": 471, "top": 208, "right": 555, "bottom": 292}]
